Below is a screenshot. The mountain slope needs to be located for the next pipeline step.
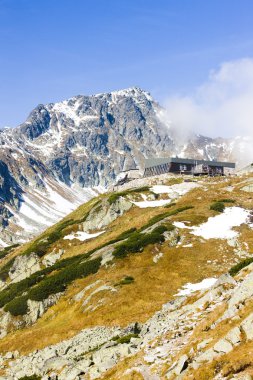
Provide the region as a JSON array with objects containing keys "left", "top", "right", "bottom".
[
  {"left": 0, "top": 87, "right": 249, "bottom": 246},
  {"left": 0, "top": 173, "right": 252, "bottom": 379}
]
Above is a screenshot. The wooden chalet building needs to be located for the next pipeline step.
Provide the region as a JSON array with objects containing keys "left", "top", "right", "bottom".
[{"left": 143, "top": 157, "right": 235, "bottom": 177}]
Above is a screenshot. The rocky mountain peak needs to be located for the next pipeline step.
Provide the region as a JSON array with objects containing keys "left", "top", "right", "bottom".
[{"left": 0, "top": 87, "right": 250, "bottom": 246}]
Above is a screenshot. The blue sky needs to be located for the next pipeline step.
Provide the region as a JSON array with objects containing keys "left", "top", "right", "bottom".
[{"left": 0, "top": 0, "right": 253, "bottom": 127}]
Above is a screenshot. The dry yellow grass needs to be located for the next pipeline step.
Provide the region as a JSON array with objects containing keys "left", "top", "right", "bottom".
[{"left": 0, "top": 174, "right": 252, "bottom": 360}]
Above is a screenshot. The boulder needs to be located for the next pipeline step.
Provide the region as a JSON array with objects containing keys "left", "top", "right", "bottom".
[
  {"left": 24, "top": 293, "right": 62, "bottom": 324},
  {"left": 241, "top": 313, "right": 253, "bottom": 340},
  {"left": 166, "top": 354, "right": 189, "bottom": 378},
  {"left": 213, "top": 339, "right": 233, "bottom": 354},
  {"left": 174, "top": 354, "right": 189, "bottom": 375},
  {"left": 42, "top": 356, "right": 71, "bottom": 372},
  {"left": 0, "top": 311, "right": 12, "bottom": 339},
  {"left": 195, "top": 348, "right": 217, "bottom": 363},
  {"left": 8, "top": 253, "right": 41, "bottom": 283},
  {"left": 82, "top": 197, "right": 132, "bottom": 232},
  {"left": 42, "top": 249, "right": 64, "bottom": 267},
  {"left": 228, "top": 271, "right": 253, "bottom": 309},
  {"left": 225, "top": 326, "right": 241, "bottom": 345}
]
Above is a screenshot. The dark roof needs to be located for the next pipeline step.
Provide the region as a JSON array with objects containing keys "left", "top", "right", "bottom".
[{"left": 144, "top": 157, "right": 235, "bottom": 169}]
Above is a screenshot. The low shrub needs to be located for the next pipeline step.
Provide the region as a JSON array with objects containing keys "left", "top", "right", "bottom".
[
  {"left": 108, "top": 187, "right": 150, "bottom": 204},
  {"left": 140, "top": 205, "right": 194, "bottom": 231},
  {"left": 164, "top": 202, "right": 176, "bottom": 209},
  {"left": 21, "top": 217, "right": 88, "bottom": 258},
  {"left": 85, "top": 227, "right": 138, "bottom": 255},
  {"left": 0, "top": 253, "right": 94, "bottom": 309},
  {"left": 2, "top": 257, "right": 101, "bottom": 315},
  {"left": 113, "top": 225, "right": 168, "bottom": 259},
  {"left": 4, "top": 295, "right": 29, "bottom": 316},
  {"left": 0, "top": 226, "right": 138, "bottom": 309},
  {"left": 210, "top": 201, "right": 225, "bottom": 213},
  {"left": 28, "top": 257, "right": 101, "bottom": 302},
  {"left": 217, "top": 199, "right": 235, "bottom": 203},
  {"left": 0, "top": 244, "right": 19, "bottom": 260},
  {"left": 116, "top": 276, "right": 134, "bottom": 285},
  {"left": 0, "top": 267, "right": 50, "bottom": 308},
  {"left": 0, "top": 257, "right": 16, "bottom": 281},
  {"left": 117, "top": 228, "right": 137, "bottom": 239},
  {"left": 112, "top": 333, "right": 139, "bottom": 344},
  {"left": 229, "top": 257, "right": 253, "bottom": 276},
  {"left": 166, "top": 223, "right": 176, "bottom": 232},
  {"left": 19, "top": 375, "right": 41, "bottom": 380}
]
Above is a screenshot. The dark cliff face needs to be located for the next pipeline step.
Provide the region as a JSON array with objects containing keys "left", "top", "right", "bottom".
[
  {"left": 0, "top": 160, "right": 23, "bottom": 206},
  {"left": 18, "top": 105, "right": 51, "bottom": 140}
]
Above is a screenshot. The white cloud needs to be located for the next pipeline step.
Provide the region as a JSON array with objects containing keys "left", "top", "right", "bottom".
[{"left": 163, "top": 58, "right": 253, "bottom": 139}]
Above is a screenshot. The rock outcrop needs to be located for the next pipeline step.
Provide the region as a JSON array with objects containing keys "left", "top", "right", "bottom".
[
  {"left": 82, "top": 197, "right": 133, "bottom": 232},
  {"left": 8, "top": 253, "right": 41, "bottom": 283}
]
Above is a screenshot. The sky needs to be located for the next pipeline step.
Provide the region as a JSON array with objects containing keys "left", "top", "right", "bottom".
[{"left": 0, "top": 0, "right": 253, "bottom": 137}]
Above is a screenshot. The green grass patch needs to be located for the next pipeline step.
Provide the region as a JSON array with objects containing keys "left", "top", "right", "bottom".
[
  {"left": 0, "top": 244, "right": 19, "bottom": 260},
  {"left": 210, "top": 201, "right": 225, "bottom": 213},
  {"left": 229, "top": 257, "right": 253, "bottom": 276},
  {"left": 116, "top": 276, "right": 134, "bottom": 286},
  {"left": 140, "top": 205, "right": 194, "bottom": 231},
  {"left": 28, "top": 257, "right": 101, "bottom": 302},
  {"left": 4, "top": 295, "right": 29, "bottom": 316},
  {"left": 112, "top": 333, "right": 139, "bottom": 344},
  {"left": 108, "top": 186, "right": 150, "bottom": 204},
  {"left": 0, "top": 226, "right": 138, "bottom": 309},
  {"left": 0, "top": 257, "right": 16, "bottom": 281},
  {"left": 4, "top": 257, "right": 102, "bottom": 316},
  {"left": 163, "top": 202, "right": 176, "bottom": 209},
  {"left": 113, "top": 225, "right": 168, "bottom": 259},
  {"left": 216, "top": 199, "right": 235, "bottom": 203}
]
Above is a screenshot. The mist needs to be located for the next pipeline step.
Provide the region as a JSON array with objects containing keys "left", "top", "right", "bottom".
[
  {"left": 160, "top": 58, "right": 253, "bottom": 165},
  {"left": 162, "top": 58, "right": 253, "bottom": 139}
]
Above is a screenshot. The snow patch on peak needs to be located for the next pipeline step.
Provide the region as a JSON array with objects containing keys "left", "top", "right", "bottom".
[
  {"left": 94, "top": 86, "right": 153, "bottom": 102},
  {"left": 51, "top": 101, "right": 98, "bottom": 126}
]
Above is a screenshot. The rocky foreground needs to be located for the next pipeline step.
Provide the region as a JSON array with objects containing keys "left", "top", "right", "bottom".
[
  {"left": 0, "top": 174, "right": 252, "bottom": 379},
  {"left": 1, "top": 264, "right": 253, "bottom": 379}
]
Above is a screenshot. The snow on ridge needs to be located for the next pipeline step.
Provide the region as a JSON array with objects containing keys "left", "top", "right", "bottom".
[
  {"left": 192, "top": 207, "right": 249, "bottom": 239},
  {"left": 94, "top": 87, "right": 153, "bottom": 104},
  {"left": 151, "top": 182, "right": 200, "bottom": 198},
  {"left": 51, "top": 101, "right": 98, "bottom": 127},
  {"left": 176, "top": 278, "right": 217, "bottom": 296},
  {"left": 63, "top": 231, "right": 104, "bottom": 242},
  {"left": 0, "top": 238, "right": 8, "bottom": 248},
  {"left": 132, "top": 199, "right": 171, "bottom": 208},
  {"left": 2, "top": 180, "right": 99, "bottom": 246},
  {"left": 174, "top": 207, "right": 250, "bottom": 239}
]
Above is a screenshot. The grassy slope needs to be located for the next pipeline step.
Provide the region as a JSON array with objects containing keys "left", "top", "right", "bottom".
[{"left": 0, "top": 175, "right": 252, "bottom": 356}]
